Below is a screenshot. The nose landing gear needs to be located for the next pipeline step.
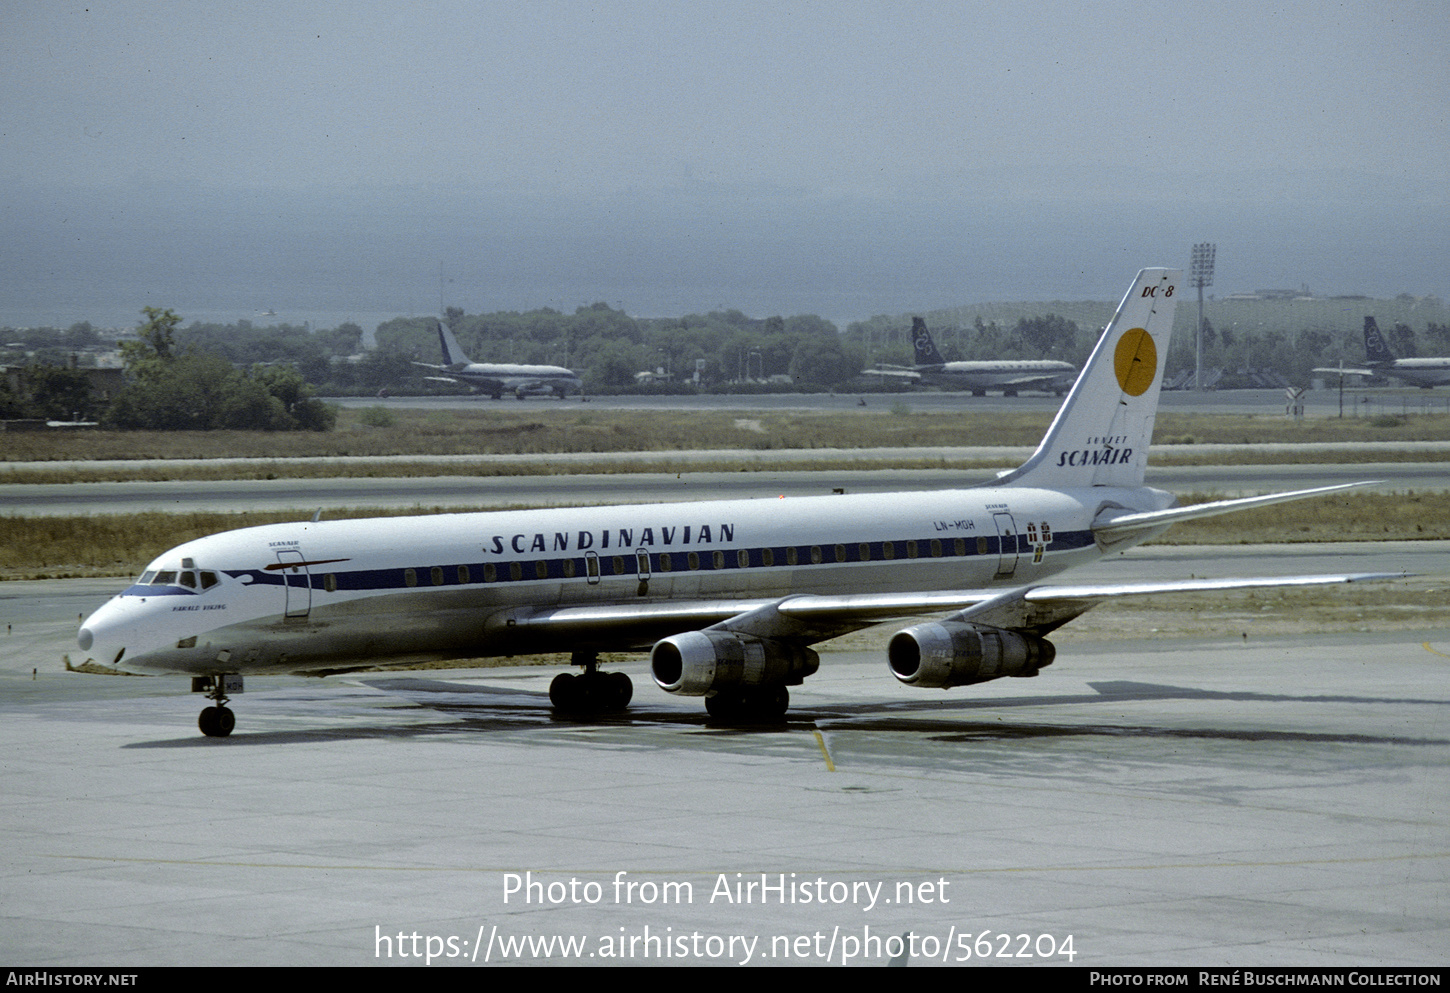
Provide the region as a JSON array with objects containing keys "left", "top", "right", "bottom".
[
  {"left": 192, "top": 674, "right": 242, "bottom": 737},
  {"left": 198, "top": 705, "right": 235, "bottom": 737}
]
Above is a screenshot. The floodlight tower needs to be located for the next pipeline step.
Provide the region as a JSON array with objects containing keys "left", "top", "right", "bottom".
[{"left": 1190, "top": 243, "right": 1216, "bottom": 390}]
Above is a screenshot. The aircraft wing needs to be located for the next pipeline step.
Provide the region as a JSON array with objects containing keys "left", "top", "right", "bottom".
[
  {"left": 495, "top": 569, "right": 1399, "bottom": 647},
  {"left": 936, "top": 573, "right": 1400, "bottom": 634},
  {"left": 860, "top": 367, "right": 921, "bottom": 380},
  {"left": 1313, "top": 366, "right": 1375, "bottom": 377}
]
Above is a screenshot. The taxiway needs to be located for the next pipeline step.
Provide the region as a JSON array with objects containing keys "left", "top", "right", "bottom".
[{"left": 2, "top": 544, "right": 1446, "bottom": 966}]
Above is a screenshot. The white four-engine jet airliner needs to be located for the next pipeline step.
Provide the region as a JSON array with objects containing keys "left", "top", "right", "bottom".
[
  {"left": 415, "top": 321, "right": 583, "bottom": 399},
  {"left": 867, "top": 318, "right": 1078, "bottom": 396},
  {"left": 79, "top": 269, "right": 1385, "bottom": 736}
]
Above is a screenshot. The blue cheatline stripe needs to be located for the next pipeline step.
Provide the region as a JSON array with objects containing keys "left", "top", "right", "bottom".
[{"left": 218, "top": 529, "right": 1095, "bottom": 595}]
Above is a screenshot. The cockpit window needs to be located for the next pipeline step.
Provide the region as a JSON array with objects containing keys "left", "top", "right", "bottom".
[{"left": 135, "top": 566, "right": 219, "bottom": 591}]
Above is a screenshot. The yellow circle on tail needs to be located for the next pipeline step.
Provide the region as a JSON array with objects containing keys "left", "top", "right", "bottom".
[{"left": 1114, "top": 328, "right": 1157, "bottom": 396}]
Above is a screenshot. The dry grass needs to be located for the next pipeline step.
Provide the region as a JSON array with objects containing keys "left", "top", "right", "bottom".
[
  {"left": 1051, "top": 576, "right": 1449, "bottom": 641},
  {"left": 6, "top": 408, "right": 1450, "bottom": 464},
  {"left": 4, "top": 408, "right": 1447, "bottom": 483},
  {"left": 1161, "top": 490, "right": 1450, "bottom": 543},
  {"left": 0, "top": 506, "right": 502, "bottom": 580},
  {"left": 5, "top": 407, "right": 1447, "bottom": 579}
]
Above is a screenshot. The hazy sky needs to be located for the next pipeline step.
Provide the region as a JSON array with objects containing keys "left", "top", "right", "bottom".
[{"left": 4, "top": 1, "right": 1447, "bottom": 325}]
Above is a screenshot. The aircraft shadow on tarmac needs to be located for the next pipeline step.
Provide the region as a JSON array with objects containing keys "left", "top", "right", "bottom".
[{"left": 119, "top": 676, "right": 1450, "bottom": 749}]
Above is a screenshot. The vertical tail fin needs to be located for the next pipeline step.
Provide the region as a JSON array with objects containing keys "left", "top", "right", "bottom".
[
  {"left": 1362, "top": 317, "right": 1394, "bottom": 364},
  {"left": 995, "top": 268, "right": 1181, "bottom": 490},
  {"left": 437, "top": 320, "right": 474, "bottom": 367},
  {"left": 911, "top": 318, "right": 945, "bottom": 365}
]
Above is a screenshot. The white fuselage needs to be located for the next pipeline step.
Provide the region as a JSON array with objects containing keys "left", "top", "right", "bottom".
[
  {"left": 1375, "top": 359, "right": 1450, "bottom": 388},
  {"left": 917, "top": 360, "right": 1077, "bottom": 394},
  {"left": 451, "top": 362, "right": 582, "bottom": 396},
  {"left": 78, "top": 483, "right": 1170, "bottom": 679}
]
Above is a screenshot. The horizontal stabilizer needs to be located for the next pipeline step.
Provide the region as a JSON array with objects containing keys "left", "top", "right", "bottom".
[{"left": 1092, "top": 481, "right": 1379, "bottom": 543}]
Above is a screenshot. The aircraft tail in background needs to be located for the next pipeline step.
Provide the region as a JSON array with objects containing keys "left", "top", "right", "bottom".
[
  {"left": 437, "top": 321, "right": 474, "bottom": 367},
  {"left": 1363, "top": 316, "right": 1395, "bottom": 365},
  {"left": 910, "top": 317, "right": 946, "bottom": 365}
]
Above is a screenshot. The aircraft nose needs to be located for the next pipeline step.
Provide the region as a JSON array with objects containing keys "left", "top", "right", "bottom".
[{"left": 78, "top": 598, "right": 143, "bottom": 667}]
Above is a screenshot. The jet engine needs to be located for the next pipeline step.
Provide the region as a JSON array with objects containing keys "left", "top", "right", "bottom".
[
  {"left": 887, "top": 622, "right": 1055, "bottom": 689},
  {"left": 650, "top": 631, "right": 819, "bottom": 696}
]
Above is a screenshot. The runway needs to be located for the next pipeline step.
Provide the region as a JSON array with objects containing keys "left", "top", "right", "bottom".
[
  {"left": 4, "top": 459, "right": 1447, "bottom": 517},
  {"left": 3, "top": 544, "right": 1447, "bottom": 966}
]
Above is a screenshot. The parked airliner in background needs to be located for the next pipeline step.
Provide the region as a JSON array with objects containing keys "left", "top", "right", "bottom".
[
  {"left": 867, "top": 317, "right": 1078, "bottom": 395},
  {"left": 79, "top": 269, "right": 1385, "bottom": 737},
  {"left": 415, "top": 321, "right": 583, "bottom": 399},
  {"left": 1315, "top": 317, "right": 1450, "bottom": 389}
]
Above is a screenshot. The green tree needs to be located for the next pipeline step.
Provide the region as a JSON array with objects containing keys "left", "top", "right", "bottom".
[
  {"left": 1390, "top": 322, "right": 1418, "bottom": 357},
  {"left": 1014, "top": 315, "right": 1078, "bottom": 357},
  {"left": 22, "top": 364, "right": 96, "bottom": 420},
  {"left": 106, "top": 307, "right": 335, "bottom": 430},
  {"left": 251, "top": 364, "right": 336, "bottom": 430},
  {"left": 123, "top": 306, "right": 182, "bottom": 367},
  {"left": 788, "top": 337, "right": 859, "bottom": 386}
]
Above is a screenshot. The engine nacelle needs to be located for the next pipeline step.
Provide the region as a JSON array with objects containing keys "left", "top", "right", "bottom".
[
  {"left": 651, "top": 631, "right": 820, "bottom": 696},
  {"left": 887, "top": 622, "right": 1055, "bottom": 689}
]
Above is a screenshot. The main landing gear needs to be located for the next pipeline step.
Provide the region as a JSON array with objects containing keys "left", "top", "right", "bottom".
[
  {"left": 704, "top": 686, "right": 790, "bottom": 722},
  {"left": 193, "top": 674, "right": 241, "bottom": 737},
  {"left": 549, "top": 652, "right": 633, "bottom": 715}
]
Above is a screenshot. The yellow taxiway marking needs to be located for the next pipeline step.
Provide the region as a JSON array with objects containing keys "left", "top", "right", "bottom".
[{"left": 813, "top": 730, "right": 836, "bottom": 772}]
